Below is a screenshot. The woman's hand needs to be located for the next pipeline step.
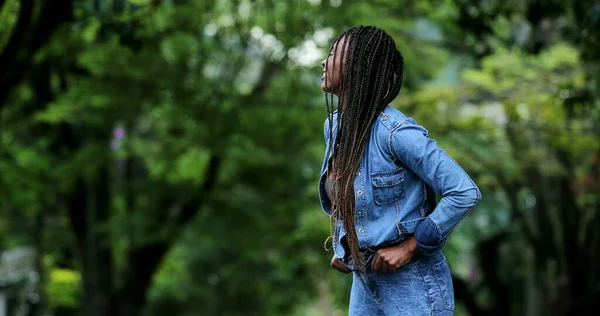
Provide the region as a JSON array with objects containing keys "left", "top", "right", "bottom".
[
  {"left": 331, "top": 255, "right": 352, "bottom": 274},
  {"left": 372, "top": 236, "right": 418, "bottom": 273}
]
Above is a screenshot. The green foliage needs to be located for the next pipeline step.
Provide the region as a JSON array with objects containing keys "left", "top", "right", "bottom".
[
  {"left": 46, "top": 269, "right": 82, "bottom": 309},
  {"left": 0, "top": 0, "right": 19, "bottom": 50},
  {"left": 460, "top": 44, "right": 595, "bottom": 178}
]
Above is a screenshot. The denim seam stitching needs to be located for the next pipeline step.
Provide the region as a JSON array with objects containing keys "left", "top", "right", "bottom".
[
  {"left": 429, "top": 218, "right": 443, "bottom": 244},
  {"left": 387, "top": 121, "right": 412, "bottom": 162},
  {"left": 433, "top": 261, "right": 455, "bottom": 311},
  {"left": 436, "top": 148, "right": 481, "bottom": 236},
  {"left": 395, "top": 200, "right": 402, "bottom": 237},
  {"left": 359, "top": 273, "right": 384, "bottom": 314},
  {"left": 420, "top": 182, "right": 427, "bottom": 217},
  {"left": 437, "top": 187, "right": 480, "bottom": 240},
  {"left": 413, "top": 261, "right": 434, "bottom": 316},
  {"left": 432, "top": 265, "right": 452, "bottom": 311}
]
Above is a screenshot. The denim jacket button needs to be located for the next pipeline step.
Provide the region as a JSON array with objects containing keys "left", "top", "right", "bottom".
[
  {"left": 357, "top": 190, "right": 363, "bottom": 195},
  {"left": 359, "top": 228, "right": 365, "bottom": 233}
]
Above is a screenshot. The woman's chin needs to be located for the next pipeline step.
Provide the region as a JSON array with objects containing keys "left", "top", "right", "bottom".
[{"left": 321, "top": 84, "right": 336, "bottom": 94}]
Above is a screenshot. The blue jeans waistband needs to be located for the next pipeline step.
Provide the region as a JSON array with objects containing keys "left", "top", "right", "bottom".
[{"left": 341, "top": 234, "right": 409, "bottom": 270}]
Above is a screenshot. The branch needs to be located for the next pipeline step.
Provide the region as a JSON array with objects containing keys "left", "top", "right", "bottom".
[
  {"left": 67, "top": 177, "right": 87, "bottom": 251},
  {"left": 176, "top": 154, "right": 222, "bottom": 226},
  {"left": 249, "top": 61, "right": 283, "bottom": 98},
  {"left": 117, "top": 242, "right": 169, "bottom": 314},
  {"left": 115, "top": 155, "right": 222, "bottom": 313},
  {"left": 0, "top": 0, "right": 34, "bottom": 82},
  {"left": 0, "top": 0, "right": 72, "bottom": 107}
]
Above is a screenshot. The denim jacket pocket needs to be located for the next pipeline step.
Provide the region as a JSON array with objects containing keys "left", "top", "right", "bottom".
[{"left": 371, "top": 168, "right": 405, "bottom": 205}]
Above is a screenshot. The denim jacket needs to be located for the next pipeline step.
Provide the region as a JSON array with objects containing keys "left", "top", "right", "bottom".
[{"left": 318, "top": 106, "right": 482, "bottom": 258}]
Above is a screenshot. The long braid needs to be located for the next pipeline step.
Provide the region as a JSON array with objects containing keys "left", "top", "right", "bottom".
[
  {"left": 335, "top": 29, "right": 383, "bottom": 271},
  {"left": 356, "top": 31, "right": 386, "bottom": 145},
  {"left": 325, "top": 26, "right": 404, "bottom": 273},
  {"left": 326, "top": 31, "right": 351, "bottom": 240}
]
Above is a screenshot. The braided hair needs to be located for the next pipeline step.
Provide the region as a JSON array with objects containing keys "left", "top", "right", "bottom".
[{"left": 324, "top": 26, "right": 404, "bottom": 272}]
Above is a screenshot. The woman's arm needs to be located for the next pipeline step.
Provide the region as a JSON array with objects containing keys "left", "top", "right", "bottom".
[{"left": 389, "top": 122, "right": 482, "bottom": 255}]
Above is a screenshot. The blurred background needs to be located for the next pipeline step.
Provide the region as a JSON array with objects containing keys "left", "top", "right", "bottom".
[{"left": 0, "top": 0, "right": 599, "bottom": 315}]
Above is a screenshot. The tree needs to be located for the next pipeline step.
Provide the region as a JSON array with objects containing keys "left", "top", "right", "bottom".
[{"left": 1, "top": 0, "right": 330, "bottom": 315}]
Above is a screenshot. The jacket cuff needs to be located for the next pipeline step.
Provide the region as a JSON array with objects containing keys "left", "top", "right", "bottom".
[{"left": 414, "top": 217, "right": 445, "bottom": 255}]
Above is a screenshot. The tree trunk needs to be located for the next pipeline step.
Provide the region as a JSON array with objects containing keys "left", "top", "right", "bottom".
[
  {"left": 0, "top": 0, "right": 72, "bottom": 107},
  {"left": 81, "top": 165, "right": 114, "bottom": 316}
]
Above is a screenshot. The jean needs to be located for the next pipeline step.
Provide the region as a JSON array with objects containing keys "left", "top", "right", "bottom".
[{"left": 345, "top": 249, "right": 455, "bottom": 316}]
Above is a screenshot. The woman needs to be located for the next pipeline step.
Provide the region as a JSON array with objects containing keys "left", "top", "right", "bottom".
[{"left": 318, "top": 25, "right": 482, "bottom": 315}]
